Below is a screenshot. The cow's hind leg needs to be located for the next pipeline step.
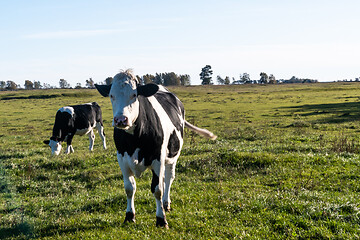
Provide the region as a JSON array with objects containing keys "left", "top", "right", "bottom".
[
  {"left": 163, "top": 162, "right": 177, "bottom": 212},
  {"left": 88, "top": 129, "right": 95, "bottom": 151},
  {"left": 151, "top": 167, "right": 168, "bottom": 228},
  {"left": 96, "top": 122, "right": 106, "bottom": 149}
]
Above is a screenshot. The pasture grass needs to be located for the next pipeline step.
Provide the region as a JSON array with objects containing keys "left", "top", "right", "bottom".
[{"left": 1, "top": 83, "right": 360, "bottom": 239}]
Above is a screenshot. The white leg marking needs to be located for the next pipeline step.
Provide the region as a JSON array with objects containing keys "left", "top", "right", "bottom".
[
  {"left": 118, "top": 151, "right": 143, "bottom": 215},
  {"left": 96, "top": 122, "right": 107, "bottom": 149},
  {"left": 163, "top": 162, "right": 177, "bottom": 211},
  {"left": 151, "top": 158, "right": 166, "bottom": 219},
  {"left": 88, "top": 129, "right": 95, "bottom": 151},
  {"left": 66, "top": 145, "right": 74, "bottom": 154},
  {"left": 124, "top": 175, "right": 136, "bottom": 214},
  {"left": 155, "top": 185, "right": 165, "bottom": 218}
]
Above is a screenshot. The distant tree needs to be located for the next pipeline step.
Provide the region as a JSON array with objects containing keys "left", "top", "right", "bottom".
[
  {"left": 59, "top": 79, "right": 70, "bottom": 89},
  {"left": 105, "top": 77, "right": 113, "bottom": 85},
  {"left": 24, "top": 80, "right": 34, "bottom": 90},
  {"left": 34, "top": 81, "right": 42, "bottom": 89},
  {"left": 224, "top": 76, "right": 230, "bottom": 85},
  {"left": 200, "top": 65, "right": 213, "bottom": 85},
  {"left": 163, "top": 72, "right": 180, "bottom": 86},
  {"left": 269, "top": 74, "right": 276, "bottom": 84},
  {"left": 43, "top": 83, "right": 52, "bottom": 89},
  {"left": 75, "top": 83, "right": 82, "bottom": 89},
  {"left": 6, "top": 80, "right": 18, "bottom": 90},
  {"left": 241, "top": 73, "right": 251, "bottom": 84},
  {"left": 0, "top": 81, "right": 6, "bottom": 90},
  {"left": 85, "top": 78, "right": 94, "bottom": 88},
  {"left": 232, "top": 76, "right": 241, "bottom": 84},
  {"left": 154, "top": 73, "right": 164, "bottom": 85},
  {"left": 289, "top": 76, "right": 297, "bottom": 83},
  {"left": 142, "top": 74, "right": 155, "bottom": 84},
  {"left": 179, "top": 74, "right": 191, "bottom": 86},
  {"left": 259, "top": 72, "right": 269, "bottom": 84},
  {"left": 282, "top": 76, "right": 317, "bottom": 84},
  {"left": 217, "top": 75, "right": 225, "bottom": 85}
]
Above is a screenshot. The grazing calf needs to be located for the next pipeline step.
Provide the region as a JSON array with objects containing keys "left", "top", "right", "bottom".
[
  {"left": 95, "top": 70, "right": 216, "bottom": 228},
  {"left": 44, "top": 102, "right": 106, "bottom": 155}
]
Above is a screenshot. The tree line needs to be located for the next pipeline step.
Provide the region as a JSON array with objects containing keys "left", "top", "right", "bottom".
[
  {"left": 0, "top": 72, "right": 191, "bottom": 91},
  {"left": 0, "top": 72, "right": 191, "bottom": 90},
  {"left": 5, "top": 64, "right": 354, "bottom": 91},
  {"left": 200, "top": 65, "right": 319, "bottom": 85}
]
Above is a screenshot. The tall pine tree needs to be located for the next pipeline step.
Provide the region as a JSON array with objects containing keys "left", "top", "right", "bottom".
[{"left": 200, "top": 65, "right": 213, "bottom": 85}]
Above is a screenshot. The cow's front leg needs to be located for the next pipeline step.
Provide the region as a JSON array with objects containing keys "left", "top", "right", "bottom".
[
  {"left": 117, "top": 153, "right": 136, "bottom": 223},
  {"left": 88, "top": 129, "right": 95, "bottom": 151},
  {"left": 151, "top": 161, "right": 168, "bottom": 228},
  {"left": 66, "top": 134, "right": 74, "bottom": 154},
  {"left": 163, "top": 162, "right": 177, "bottom": 212},
  {"left": 123, "top": 175, "right": 136, "bottom": 223}
]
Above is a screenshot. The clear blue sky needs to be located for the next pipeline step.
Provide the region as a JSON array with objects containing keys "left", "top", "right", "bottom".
[{"left": 1, "top": 0, "right": 360, "bottom": 86}]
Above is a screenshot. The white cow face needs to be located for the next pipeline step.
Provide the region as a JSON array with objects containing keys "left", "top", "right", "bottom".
[
  {"left": 109, "top": 78, "right": 140, "bottom": 130},
  {"left": 44, "top": 139, "right": 62, "bottom": 155},
  {"left": 95, "top": 71, "right": 159, "bottom": 131},
  {"left": 49, "top": 139, "right": 62, "bottom": 155}
]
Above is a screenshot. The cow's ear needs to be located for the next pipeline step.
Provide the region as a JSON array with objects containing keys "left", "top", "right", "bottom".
[
  {"left": 43, "top": 140, "right": 50, "bottom": 144},
  {"left": 137, "top": 84, "right": 159, "bottom": 97},
  {"left": 95, "top": 84, "right": 112, "bottom": 97}
]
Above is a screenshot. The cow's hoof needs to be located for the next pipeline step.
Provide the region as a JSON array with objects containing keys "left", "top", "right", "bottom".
[
  {"left": 124, "top": 212, "right": 135, "bottom": 223},
  {"left": 163, "top": 201, "right": 171, "bottom": 212},
  {"left": 156, "top": 216, "right": 168, "bottom": 229}
]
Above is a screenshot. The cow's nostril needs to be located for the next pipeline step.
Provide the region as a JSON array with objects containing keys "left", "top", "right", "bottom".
[
  {"left": 114, "top": 116, "right": 128, "bottom": 125},
  {"left": 120, "top": 116, "right": 128, "bottom": 123}
]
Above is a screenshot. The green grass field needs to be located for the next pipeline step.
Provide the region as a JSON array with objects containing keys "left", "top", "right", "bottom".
[{"left": 1, "top": 83, "right": 360, "bottom": 239}]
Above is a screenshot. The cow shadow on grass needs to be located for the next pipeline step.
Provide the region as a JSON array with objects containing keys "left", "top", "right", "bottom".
[{"left": 286, "top": 102, "right": 360, "bottom": 124}]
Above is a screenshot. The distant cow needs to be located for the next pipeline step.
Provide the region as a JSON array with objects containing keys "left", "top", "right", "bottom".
[
  {"left": 95, "top": 70, "right": 216, "bottom": 228},
  {"left": 44, "top": 102, "right": 106, "bottom": 155}
]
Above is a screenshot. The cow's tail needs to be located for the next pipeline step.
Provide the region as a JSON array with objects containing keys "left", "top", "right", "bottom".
[{"left": 184, "top": 120, "right": 217, "bottom": 140}]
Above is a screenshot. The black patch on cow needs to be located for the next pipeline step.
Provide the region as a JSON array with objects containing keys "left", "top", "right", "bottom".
[
  {"left": 52, "top": 110, "right": 73, "bottom": 142},
  {"left": 151, "top": 170, "right": 159, "bottom": 193},
  {"left": 154, "top": 91, "right": 184, "bottom": 136},
  {"left": 156, "top": 216, "right": 168, "bottom": 228},
  {"left": 114, "top": 96, "right": 164, "bottom": 166},
  {"left": 95, "top": 84, "right": 112, "bottom": 97},
  {"left": 167, "top": 130, "right": 180, "bottom": 158},
  {"left": 124, "top": 212, "right": 135, "bottom": 223},
  {"left": 137, "top": 84, "right": 159, "bottom": 97}
]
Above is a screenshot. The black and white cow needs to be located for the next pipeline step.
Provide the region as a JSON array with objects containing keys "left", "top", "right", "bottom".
[
  {"left": 44, "top": 102, "right": 106, "bottom": 155},
  {"left": 95, "top": 70, "right": 216, "bottom": 228}
]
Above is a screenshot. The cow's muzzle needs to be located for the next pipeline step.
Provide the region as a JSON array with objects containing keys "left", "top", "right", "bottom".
[{"left": 114, "top": 116, "right": 129, "bottom": 128}]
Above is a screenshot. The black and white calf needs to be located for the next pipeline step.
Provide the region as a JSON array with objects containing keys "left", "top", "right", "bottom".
[
  {"left": 44, "top": 102, "right": 106, "bottom": 155},
  {"left": 95, "top": 70, "right": 216, "bottom": 228}
]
